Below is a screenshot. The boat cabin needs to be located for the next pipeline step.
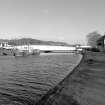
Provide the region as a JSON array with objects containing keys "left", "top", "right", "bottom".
[{"left": 0, "top": 41, "right": 9, "bottom": 47}]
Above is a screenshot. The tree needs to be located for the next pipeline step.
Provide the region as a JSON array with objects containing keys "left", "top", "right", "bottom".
[{"left": 86, "top": 31, "right": 102, "bottom": 47}]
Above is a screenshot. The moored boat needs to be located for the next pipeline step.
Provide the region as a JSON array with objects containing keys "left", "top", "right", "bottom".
[
  {"left": 14, "top": 49, "right": 40, "bottom": 57},
  {"left": 31, "top": 49, "right": 40, "bottom": 55}
]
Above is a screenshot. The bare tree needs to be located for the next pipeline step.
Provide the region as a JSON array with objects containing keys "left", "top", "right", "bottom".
[{"left": 86, "top": 31, "right": 102, "bottom": 47}]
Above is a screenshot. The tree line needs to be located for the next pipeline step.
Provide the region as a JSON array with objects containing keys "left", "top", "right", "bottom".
[{"left": 86, "top": 31, "right": 102, "bottom": 47}]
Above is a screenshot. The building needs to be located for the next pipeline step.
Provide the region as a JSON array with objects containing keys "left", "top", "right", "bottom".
[
  {"left": 15, "top": 45, "right": 76, "bottom": 53},
  {"left": 96, "top": 35, "right": 105, "bottom": 51}
]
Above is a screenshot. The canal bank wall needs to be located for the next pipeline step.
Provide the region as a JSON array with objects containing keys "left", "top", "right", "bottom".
[{"left": 36, "top": 52, "right": 105, "bottom": 105}]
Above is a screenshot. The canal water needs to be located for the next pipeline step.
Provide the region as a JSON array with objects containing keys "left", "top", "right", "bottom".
[{"left": 0, "top": 53, "right": 82, "bottom": 105}]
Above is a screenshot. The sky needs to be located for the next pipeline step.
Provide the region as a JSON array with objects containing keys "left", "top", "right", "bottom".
[{"left": 0, "top": 0, "right": 105, "bottom": 44}]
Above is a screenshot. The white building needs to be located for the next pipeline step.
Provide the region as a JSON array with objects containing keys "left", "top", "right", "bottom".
[{"left": 15, "top": 45, "right": 76, "bottom": 52}]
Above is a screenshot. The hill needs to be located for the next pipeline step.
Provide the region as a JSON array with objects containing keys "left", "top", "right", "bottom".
[{"left": 0, "top": 38, "right": 70, "bottom": 46}]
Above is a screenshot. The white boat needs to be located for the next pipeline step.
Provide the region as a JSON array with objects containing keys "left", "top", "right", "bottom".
[{"left": 14, "top": 49, "right": 40, "bottom": 57}]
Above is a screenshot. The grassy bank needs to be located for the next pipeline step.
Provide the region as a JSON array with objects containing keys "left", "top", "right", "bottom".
[{"left": 36, "top": 52, "right": 105, "bottom": 105}]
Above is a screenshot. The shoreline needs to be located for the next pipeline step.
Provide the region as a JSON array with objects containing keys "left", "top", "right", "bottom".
[
  {"left": 36, "top": 53, "right": 83, "bottom": 105},
  {"left": 36, "top": 51, "right": 105, "bottom": 105}
]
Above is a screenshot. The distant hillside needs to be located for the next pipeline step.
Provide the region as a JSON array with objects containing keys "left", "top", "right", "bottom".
[{"left": 0, "top": 38, "right": 70, "bottom": 46}]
